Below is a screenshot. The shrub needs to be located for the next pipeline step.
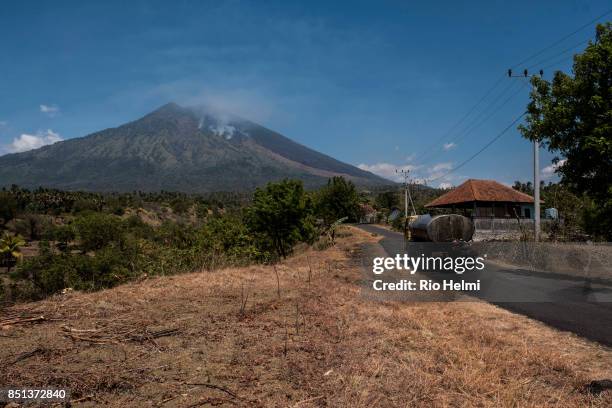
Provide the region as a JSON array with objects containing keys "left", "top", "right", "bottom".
[
  {"left": 0, "top": 233, "right": 26, "bottom": 272},
  {"left": 198, "top": 213, "right": 264, "bottom": 266},
  {"left": 16, "top": 241, "right": 140, "bottom": 298},
  {"left": 0, "top": 192, "right": 18, "bottom": 226},
  {"left": 315, "top": 177, "right": 360, "bottom": 224},
  {"left": 246, "top": 180, "right": 314, "bottom": 259},
  {"left": 155, "top": 221, "right": 197, "bottom": 249},
  {"left": 72, "top": 198, "right": 100, "bottom": 213},
  {"left": 74, "top": 213, "right": 124, "bottom": 252},
  {"left": 43, "top": 224, "right": 76, "bottom": 252},
  {"left": 391, "top": 215, "right": 406, "bottom": 232},
  {"left": 105, "top": 197, "right": 126, "bottom": 216},
  {"left": 195, "top": 203, "right": 210, "bottom": 219},
  {"left": 170, "top": 197, "right": 192, "bottom": 215},
  {"left": 14, "top": 213, "right": 48, "bottom": 240},
  {"left": 123, "top": 215, "right": 154, "bottom": 239}
]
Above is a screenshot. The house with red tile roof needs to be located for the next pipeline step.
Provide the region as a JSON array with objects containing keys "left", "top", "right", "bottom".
[{"left": 425, "top": 179, "right": 536, "bottom": 219}]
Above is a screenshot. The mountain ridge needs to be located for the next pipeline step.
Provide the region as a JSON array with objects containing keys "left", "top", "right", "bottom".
[{"left": 0, "top": 103, "right": 392, "bottom": 192}]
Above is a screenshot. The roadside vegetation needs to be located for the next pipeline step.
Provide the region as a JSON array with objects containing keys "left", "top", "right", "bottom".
[
  {"left": 3, "top": 173, "right": 597, "bottom": 305},
  {"left": 0, "top": 177, "right": 367, "bottom": 303},
  {"left": 519, "top": 22, "right": 612, "bottom": 241},
  {"left": 512, "top": 181, "right": 604, "bottom": 241}
]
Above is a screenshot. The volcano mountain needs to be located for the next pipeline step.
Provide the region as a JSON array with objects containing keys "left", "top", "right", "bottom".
[{"left": 0, "top": 103, "right": 391, "bottom": 192}]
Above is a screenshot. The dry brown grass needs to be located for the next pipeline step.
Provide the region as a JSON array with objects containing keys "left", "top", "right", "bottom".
[{"left": 0, "top": 226, "right": 610, "bottom": 407}]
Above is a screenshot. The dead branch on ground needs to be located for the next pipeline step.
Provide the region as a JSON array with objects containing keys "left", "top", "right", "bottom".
[
  {"left": 0, "top": 313, "right": 47, "bottom": 326},
  {"left": 61, "top": 325, "right": 180, "bottom": 345},
  {"left": 8, "top": 347, "right": 47, "bottom": 365}
]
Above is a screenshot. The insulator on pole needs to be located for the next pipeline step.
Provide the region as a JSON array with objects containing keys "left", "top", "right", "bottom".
[
  {"left": 523, "top": 69, "right": 528, "bottom": 77},
  {"left": 508, "top": 69, "right": 512, "bottom": 77},
  {"left": 539, "top": 69, "right": 544, "bottom": 76}
]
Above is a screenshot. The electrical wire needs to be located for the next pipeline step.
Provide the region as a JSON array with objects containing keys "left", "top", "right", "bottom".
[
  {"left": 407, "top": 9, "right": 610, "bottom": 186},
  {"left": 414, "top": 80, "right": 517, "bottom": 165},
  {"left": 410, "top": 11, "right": 608, "bottom": 169},
  {"left": 526, "top": 37, "right": 591, "bottom": 71},
  {"left": 417, "top": 79, "right": 529, "bottom": 166},
  {"left": 540, "top": 52, "right": 588, "bottom": 72},
  {"left": 410, "top": 75, "right": 506, "bottom": 164},
  {"left": 511, "top": 8, "right": 611, "bottom": 69},
  {"left": 427, "top": 112, "right": 527, "bottom": 183}
]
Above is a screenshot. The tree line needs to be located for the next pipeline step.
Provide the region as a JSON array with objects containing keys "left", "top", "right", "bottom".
[
  {"left": 0, "top": 177, "right": 377, "bottom": 303},
  {"left": 519, "top": 23, "right": 611, "bottom": 240}
]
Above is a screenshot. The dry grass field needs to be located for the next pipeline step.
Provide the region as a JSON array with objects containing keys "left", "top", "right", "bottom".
[{"left": 1, "top": 226, "right": 610, "bottom": 407}]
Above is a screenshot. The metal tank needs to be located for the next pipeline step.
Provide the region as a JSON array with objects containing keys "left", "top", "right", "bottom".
[{"left": 408, "top": 214, "right": 475, "bottom": 242}]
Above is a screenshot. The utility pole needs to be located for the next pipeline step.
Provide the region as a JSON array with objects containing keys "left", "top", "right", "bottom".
[
  {"left": 508, "top": 68, "right": 543, "bottom": 241},
  {"left": 396, "top": 169, "right": 416, "bottom": 217},
  {"left": 534, "top": 139, "right": 540, "bottom": 241}
]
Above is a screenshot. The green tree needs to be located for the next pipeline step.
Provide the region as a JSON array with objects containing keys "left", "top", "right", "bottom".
[
  {"left": 519, "top": 23, "right": 612, "bottom": 239},
  {"left": 105, "top": 197, "right": 126, "bottom": 216},
  {"left": 14, "top": 213, "right": 46, "bottom": 240},
  {"left": 169, "top": 197, "right": 192, "bottom": 215},
  {"left": 44, "top": 224, "right": 76, "bottom": 252},
  {"left": 155, "top": 220, "right": 197, "bottom": 249},
  {"left": 0, "top": 192, "right": 19, "bottom": 226},
  {"left": 540, "top": 182, "right": 593, "bottom": 239},
  {"left": 247, "top": 179, "right": 314, "bottom": 259},
  {"left": 197, "top": 213, "right": 261, "bottom": 265},
  {"left": 0, "top": 233, "right": 26, "bottom": 272},
  {"left": 512, "top": 181, "right": 534, "bottom": 195},
  {"left": 74, "top": 213, "right": 124, "bottom": 252},
  {"left": 315, "top": 177, "right": 361, "bottom": 224},
  {"left": 375, "top": 191, "right": 399, "bottom": 211}
]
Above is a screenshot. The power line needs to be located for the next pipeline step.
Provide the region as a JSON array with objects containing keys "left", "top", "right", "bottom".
[
  {"left": 410, "top": 9, "right": 610, "bottom": 187},
  {"left": 427, "top": 112, "right": 526, "bottom": 183},
  {"left": 410, "top": 10, "right": 609, "bottom": 168},
  {"left": 541, "top": 53, "right": 582, "bottom": 72},
  {"left": 511, "top": 8, "right": 611, "bottom": 69},
  {"left": 417, "top": 79, "right": 528, "bottom": 166},
  {"left": 410, "top": 75, "right": 506, "bottom": 164},
  {"left": 449, "top": 80, "right": 528, "bottom": 144},
  {"left": 526, "top": 37, "right": 591, "bottom": 71},
  {"left": 414, "top": 79, "right": 516, "bottom": 165},
  {"left": 396, "top": 169, "right": 416, "bottom": 216}
]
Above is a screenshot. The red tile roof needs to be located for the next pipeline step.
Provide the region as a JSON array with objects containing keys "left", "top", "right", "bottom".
[{"left": 425, "top": 179, "right": 534, "bottom": 207}]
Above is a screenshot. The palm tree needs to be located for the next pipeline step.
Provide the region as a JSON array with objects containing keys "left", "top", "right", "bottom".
[{"left": 0, "top": 233, "right": 26, "bottom": 272}]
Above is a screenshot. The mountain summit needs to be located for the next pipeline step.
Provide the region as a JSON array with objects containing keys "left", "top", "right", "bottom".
[{"left": 0, "top": 103, "right": 390, "bottom": 192}]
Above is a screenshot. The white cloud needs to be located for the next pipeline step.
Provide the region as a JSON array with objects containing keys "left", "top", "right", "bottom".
[
  {"left": 429, "top": 162, "right": 453, "bottom": 172},
  {"left": 416, "top": 162, "right": 455, "bottom": 185},
  {"left": 140, "top": 82, "right": 276, "bottom": 123},
  {"left": 443, "top": 142, "right": 456, "bottom": 151},
  {"left": 353, "top": 158, "right": 464, "bottom": 189},
  {"left": 357, "top": 162, "right": 418, "bottom": 181},
  {"left": 5, "top": 129, "right": 63, "bottom": 153},
  {"left": 541, "top": 159, "right": 566, "bottom": 179},
  {"left": 40, "top": 104, "right": 60, "bottom": 117},
  {"left": 357, "top": 160, "right": 459, "bottom": 185}
]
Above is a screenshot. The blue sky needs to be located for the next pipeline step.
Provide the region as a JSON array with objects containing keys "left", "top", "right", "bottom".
[{"left": 0, "top": 0, "right": 609, "bottom": 187}]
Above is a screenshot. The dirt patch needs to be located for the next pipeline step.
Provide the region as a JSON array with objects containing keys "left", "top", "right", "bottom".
[{"left": 0, "top": 226, "right": 610, "bottom": 407}]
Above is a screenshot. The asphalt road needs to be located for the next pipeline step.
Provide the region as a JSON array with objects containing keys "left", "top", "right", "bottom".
[{"left": 357, "top": 224, "right": 612, "bottom": 347}]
